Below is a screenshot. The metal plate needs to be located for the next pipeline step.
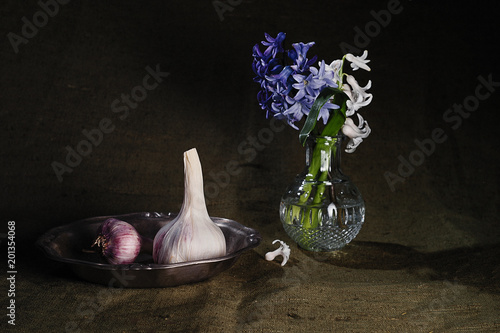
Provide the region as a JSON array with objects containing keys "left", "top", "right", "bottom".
[{"left": 37, "top": 212, "right": 262, "bottom": 288}]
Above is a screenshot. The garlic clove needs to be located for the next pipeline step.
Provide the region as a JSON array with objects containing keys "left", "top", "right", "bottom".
[
  {"left": 265, "top": 239, "right": 290, "bottom": 266},
  {"left": 153, "top": 148, "right": 226, "bottom": 264},
  {"left": 92, "top": 218, "right": 142, "bottom": 265}
]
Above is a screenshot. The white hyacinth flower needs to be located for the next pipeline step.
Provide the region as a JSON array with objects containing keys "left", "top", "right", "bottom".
[
  {"left": 345, "top": 50, "right": 371, "bottom": 71},
  {"left": 342, "top": 113, "right": 371, "bottom": 153},
  {"left": 265, "top": 239, "right": 290, "bottom": 266},
  {"left": 343, "top": 75, "right": 373, "bottom": 116}
]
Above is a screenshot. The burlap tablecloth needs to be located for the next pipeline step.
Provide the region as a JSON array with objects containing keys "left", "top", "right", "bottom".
[{"left": 1, "top": 1, "right": 499, "bottom": 332}]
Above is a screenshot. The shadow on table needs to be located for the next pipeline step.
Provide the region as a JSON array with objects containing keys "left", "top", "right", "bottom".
[{"left": 301, "top": 241, "right": 500, "bottom": 293}]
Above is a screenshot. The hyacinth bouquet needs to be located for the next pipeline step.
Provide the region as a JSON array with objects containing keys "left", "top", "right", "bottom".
[{"left": 252, "top": 32, "right": 373, "bottom": 236}]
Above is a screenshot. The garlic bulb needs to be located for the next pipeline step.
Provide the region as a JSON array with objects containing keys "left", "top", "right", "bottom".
[
  {"left": 92, "top": 218, "right": 142, "bottom": 265},
  {"left": 153, "top": 148, "right": 226, "bottom": 264}
]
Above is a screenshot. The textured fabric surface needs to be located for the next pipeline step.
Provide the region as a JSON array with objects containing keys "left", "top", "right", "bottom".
[{"left": 1, "top": 1, "right": 500, "bottom": 332}]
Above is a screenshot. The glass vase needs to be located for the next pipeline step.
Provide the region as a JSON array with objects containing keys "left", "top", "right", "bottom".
[{"left": 280, "top": 135, "right": 365, "bottom": 251}]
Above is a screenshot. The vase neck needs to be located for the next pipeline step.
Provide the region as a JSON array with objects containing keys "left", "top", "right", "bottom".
[{"left": 305, "top": 135, "right": 344, "bottom": 176}]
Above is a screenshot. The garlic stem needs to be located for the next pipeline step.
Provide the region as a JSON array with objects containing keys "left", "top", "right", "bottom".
[{"left": 180, "top": 147, "right": 209, "bottom": 217}]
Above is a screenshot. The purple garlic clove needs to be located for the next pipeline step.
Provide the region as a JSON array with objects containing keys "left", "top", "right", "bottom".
[{"left": 92, "top": 218, "right": 142, "bottom": 265}]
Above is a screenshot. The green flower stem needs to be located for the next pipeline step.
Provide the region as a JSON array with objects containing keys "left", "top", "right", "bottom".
[
  {"left": 295, "top": 97, "right": 347, "bottom": 230},
  {"left": 296, "top": 139, "right": 331, "bottom": 229}
]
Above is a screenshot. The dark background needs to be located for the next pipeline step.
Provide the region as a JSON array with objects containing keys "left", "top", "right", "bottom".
[{"left": 1, "top": 0, "right": 499, "bottom": 331}]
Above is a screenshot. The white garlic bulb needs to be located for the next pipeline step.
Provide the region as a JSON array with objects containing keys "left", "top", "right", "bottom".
[{"left": 153, "top": 148, "right": 226, "bottom": 264}]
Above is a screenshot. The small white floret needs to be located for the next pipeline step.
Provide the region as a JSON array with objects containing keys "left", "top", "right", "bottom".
[
  {"left": 342, "top": 113, "right": 371, "bottom": 153},
  {"left": 345, "top": 50, "right": 371, "bottom": 71},
  {"left": 265, "top": 240, "right": 290, "bottom": 266}
]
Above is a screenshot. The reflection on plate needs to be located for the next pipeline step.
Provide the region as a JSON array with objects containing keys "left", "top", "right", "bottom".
[{"left": 37, "top": 212, "right": 261, "bottom": 288}]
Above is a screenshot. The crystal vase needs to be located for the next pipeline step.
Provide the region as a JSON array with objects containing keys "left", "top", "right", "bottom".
[{"left": 280, "top": 135, "right": 365, "bottom": 251}]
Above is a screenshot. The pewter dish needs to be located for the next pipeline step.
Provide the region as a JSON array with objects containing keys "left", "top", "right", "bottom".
[{"left": 37, "top": 212, "right": 261, "bottom": 288}]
